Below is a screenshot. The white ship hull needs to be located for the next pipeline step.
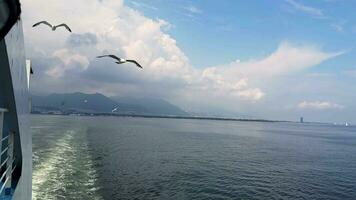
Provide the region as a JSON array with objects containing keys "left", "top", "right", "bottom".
[{"left": 0, "top": 11, "right": 32, "bottom": 200}]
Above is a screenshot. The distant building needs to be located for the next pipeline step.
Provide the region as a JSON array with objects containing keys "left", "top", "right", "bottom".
[{"left": 300, "top": 117, "right": 304, "bottom": 123}]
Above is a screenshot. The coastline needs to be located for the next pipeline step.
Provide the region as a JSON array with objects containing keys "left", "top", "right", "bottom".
[{"left": 30, "top": 112, "right": 290, "bottom": 123}]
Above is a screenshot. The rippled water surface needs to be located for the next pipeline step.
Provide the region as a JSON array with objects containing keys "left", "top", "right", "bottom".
[{"left": 32, "top": 115, "right": 356, "bottom": 199}]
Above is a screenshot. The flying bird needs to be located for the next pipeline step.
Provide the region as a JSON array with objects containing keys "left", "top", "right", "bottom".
[
  {"left": 111, "top": 107, "right": 119, "bottom": 113},
  {"left": 32, "top": 21, "right": 72, "bottom": 32},
  {"left": 97, "top": 55, "right": 143, "bottom": 69}
]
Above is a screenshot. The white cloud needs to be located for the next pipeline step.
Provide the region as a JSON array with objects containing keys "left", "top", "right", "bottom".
[
  {"left": 297, "top": 101, "right": 345, "bottom": 110},
  {"left": 206, "top": 42, "right": 343, "bottom": 81},
  {"left": 184, "top": 5, "right": 202, "bottom": 14},
  {"left": 22, "top": 0, "right": 267, "bottom": 103},
  {"left": 285, "top": 0, "right": 324, "bottom": 17},
  {"left": 197, "top": 68, "right": 263, "bottom": 101},
  {"left": 47, "top": 49, "right": 89, "bottom": 78},
  {"left": 235, "top": 42, "right": 341, "bottom": 77},
  {"left": 306, "top": 72, "right": 333, "bottom": 78},
  {"left": 182, "top": 41, "right": 342, "bottom": 103},
  {"left": 190, "top": 42, "right": 342, "bottom": 104},
  {"left": 53, "top": 49, "right": 89, "bottom": 68},
  {"left": 233, "top": 88, "right": 265, "bottom": 101},
  {"left": 22, "top": 0, "right": 343, "bottom": 112}
]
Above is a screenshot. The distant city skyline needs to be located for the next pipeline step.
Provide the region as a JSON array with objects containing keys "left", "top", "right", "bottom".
[{"left": 22, "top": 0, "right": 356, "bottom": 123}]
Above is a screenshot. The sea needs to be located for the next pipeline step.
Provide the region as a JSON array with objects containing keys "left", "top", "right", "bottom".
[{"left": 31, "top": 114, "right": 356, "bottom": 200}]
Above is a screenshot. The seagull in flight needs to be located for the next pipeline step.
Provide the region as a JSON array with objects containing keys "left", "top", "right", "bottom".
[
  {"left": 97, "top": 55, "right": 143, "bottom": 69},
  {"left": 32, "top": 21, "right": 72, "bottom": 32},
  {"left": 111, "top": 107, "right": 119, "bottom": 113}
]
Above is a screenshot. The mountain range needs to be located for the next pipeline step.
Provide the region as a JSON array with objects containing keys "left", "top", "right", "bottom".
[{"left": 31, "top": 92, "right": 188, "bottom": 116}]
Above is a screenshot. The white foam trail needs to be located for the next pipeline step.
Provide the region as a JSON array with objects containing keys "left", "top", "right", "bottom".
[
  {"left": 32, "top": 132, "right": 72, "bottom": 200},
  {"left": 32, "top": 130, "right": 103, "bottom": 200}
]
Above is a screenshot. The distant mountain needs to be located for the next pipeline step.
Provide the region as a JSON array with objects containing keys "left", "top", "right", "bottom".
[
  {"left": 31, "top": 92, "right": 188, "bottom": 116},
  {"left": 111, "top": 96, "right": 188, "bottom": 116},
  {"left": 32, "top": 92, "right": 118, "bottom": 113}
]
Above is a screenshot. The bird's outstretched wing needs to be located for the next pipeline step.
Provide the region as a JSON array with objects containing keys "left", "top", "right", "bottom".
[
  {"left": 54, "top": 24, "right": 72, "bottom": 32},
  {"left": 126, "top": 60, "right": 143, "bottom": 69},
  {"left": 97, "top": 55, "right": 122, "bottom": 62},
  {"left": 33, "top": 21, "right": 52, "bottom": 28}
]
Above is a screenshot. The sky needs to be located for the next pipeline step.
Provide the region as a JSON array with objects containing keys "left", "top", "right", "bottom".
[{"left": 21, "top": 0, "right": 356, "bottom": 123}]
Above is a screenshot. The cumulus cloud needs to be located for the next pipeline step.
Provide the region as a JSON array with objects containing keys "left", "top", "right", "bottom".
[
  {"left": 22, "top": 0, "right": 265, "bottom": 102},
  {"left": 22, "top": 0, "right": 343, "bottom": 113},
  {"left": 66, "top": 33, "right": 98, "bottom": 47},
  {"left": 189, "top": 42, "right": 342, "bottom": 104},
  {"left": 233, "top": 88, "right": 265, "bottom": 101},
  {"left": 197, "top": 68, "right": 263, "bottom": 101},
  {"left": 47, "top": 49, "right": 90, "bottom": 78},
  {"left": 297, "top": 101, "right": 345, "bottom": 110},
  {"left": 23, "top": 0, "right": 189, "bottom": 90}
]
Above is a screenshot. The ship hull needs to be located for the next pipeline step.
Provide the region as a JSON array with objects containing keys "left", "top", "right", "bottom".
[{"left": 1, "top": 19, "right": 32, "bottom": 199}]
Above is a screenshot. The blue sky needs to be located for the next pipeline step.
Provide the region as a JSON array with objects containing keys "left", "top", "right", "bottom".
[
  {"left": 122, "top": 0, "right": 356, "bottom": 122},
  {"left": 22, "top": 0, "right": 356, "bottom": 123},
  {"left": 128, "top": 0, "right": 356, "bottom": 69}
]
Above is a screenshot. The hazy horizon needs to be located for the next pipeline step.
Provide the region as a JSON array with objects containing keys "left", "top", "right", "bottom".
[{"left": 22, "top": 0, "right": 356, "bottom": 123}]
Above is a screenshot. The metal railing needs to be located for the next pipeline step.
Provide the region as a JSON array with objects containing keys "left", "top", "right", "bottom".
[{"left": 0, "top": 108, "right": 17, "bottom": 197}]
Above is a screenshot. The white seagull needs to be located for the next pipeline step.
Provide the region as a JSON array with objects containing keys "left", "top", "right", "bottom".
[
  {"left": 111, "top": 107, "right": 119, "bottom": 113},
  {"left": 32, "top": 21, "right": 72, "bottom": 32},
  {"left": 97, "top": 55, "right": 143, "bottom": 69}
]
